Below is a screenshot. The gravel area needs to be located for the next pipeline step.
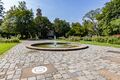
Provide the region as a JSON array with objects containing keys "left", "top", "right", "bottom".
[{"left": 0, "top": 40, "right": 120, "bottom": 80}]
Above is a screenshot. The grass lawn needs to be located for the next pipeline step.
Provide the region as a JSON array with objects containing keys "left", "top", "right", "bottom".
[
  {"left": 58, "top": 40, "right": 120, "bottom": 48},
  {"left": 0, "top": 43, "right": 17, "bottom": 55}
]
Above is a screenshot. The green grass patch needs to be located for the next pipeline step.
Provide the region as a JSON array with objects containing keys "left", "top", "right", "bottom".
[
  {"left": 0, "top": 43, "right": 17, "bottom": 55},
  {"left": 58, "top": 39, "right": 120, "bottom": 48}
]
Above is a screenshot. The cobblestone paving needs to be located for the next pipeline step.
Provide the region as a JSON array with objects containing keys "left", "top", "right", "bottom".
[{"left": 0, "top": 40, "right": 120, "bottom": 80}]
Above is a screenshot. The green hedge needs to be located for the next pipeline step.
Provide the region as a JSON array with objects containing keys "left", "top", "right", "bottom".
[
  {"left": 82, "top": 36, "right": 120, "bottom": 45},
  {"left": 59, "top": 36, "right": 120, "bottom": 45},
  {"left": 68, "top": 36, "right": 81, "bottom": 41},
  {"left": 0, "top": 37, "right": 20, "bottom": 43}
]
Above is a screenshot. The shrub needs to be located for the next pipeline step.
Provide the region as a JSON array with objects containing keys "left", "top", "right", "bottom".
[
  {"left": 10, "top": 37, "right": 20, "bottom": 43},
  {"left": 59, "top": 36, "right": 120, "bottom": 45},
  {"left": 81, "top": 37, "right": 92, "bottom": 41},
  {"left": 107, "top": 37, "right": 120, "bottom": 44},
  {"left": 68, "top": 36, "right": 81, "bottom": 41},
  {"left": 113, "top": 34, "right": 120, "bottom": 38},
  {"left": 0, "top": 36, "right": 20, "bottom": 43},
  {"left": 59, "top": 37, "right": 66, "bottom": 40},
  {"left": 81, "top": 36, "right": 120, "bottom": 45},
  {"left": 91, "top": 36, "right": 107, "bottom": 42},
  {"left": 87, "top": 36, "right": 120, "bottom": 44}
]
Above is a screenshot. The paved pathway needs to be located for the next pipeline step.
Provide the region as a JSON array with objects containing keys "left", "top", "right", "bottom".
[{"left": 0, "top": 40, "right": 120, "bottom": 80}]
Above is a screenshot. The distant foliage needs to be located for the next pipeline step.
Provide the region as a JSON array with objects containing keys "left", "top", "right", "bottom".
[
  {"left": 60, "top": 36, "right": 120, "bottom": 45},
  {"left": 83, "top": 8, "right": 101, "bottom": 35},
  {"left": 0, "top": 0, "right": 4, "bottom": 18},
  {"left": 67, "top": 22, "right": 84, "bottom": 37},
  {"left": 36, "top": 8, "right": 42, "bottom": 16},
  {"left": 97, "top": 0, "right": 120, "bottom": 35},
  {"left": 68, "top": 36, "right": 81, "bottom": 41},
  {"left": 1, "top": 1, "right": 34, "bottom": 39},
  {"left": 82, "top": 36, "right": 120, "bottom": 45},
  {"left": 34, "top": 16, "right": 52, "bottom": 38},
  {"left": 53, "top": 18, "right": 70, "bottom": 37},
  {"left": 0, "top": 0, "right": 120, "bottom": 40}
]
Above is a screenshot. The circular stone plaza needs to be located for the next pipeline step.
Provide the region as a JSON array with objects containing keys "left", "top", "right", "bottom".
[{"left": 0, "top": 40, "right": 120, "bottom": 80}]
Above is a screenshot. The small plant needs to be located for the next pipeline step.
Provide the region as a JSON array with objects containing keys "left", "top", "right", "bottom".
[
  {"left": 68, "top": 36, "right": 81, "bottom": 41},
  {"left": 107, "top": 37, "right": 120, "bottom": 44},
  {"left": 59, "top": 37, "right": 66, "bottom": 40},
  {"left": 0, "top": 36, "right": 20, "bottom": 43},
  {"left": 81, "top": 37, "right": 92, "bottom": 41}
]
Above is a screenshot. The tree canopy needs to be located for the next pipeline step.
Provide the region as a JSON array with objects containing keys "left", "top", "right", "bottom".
[
  {"left": 0, "top": 0, "right": 120, "bottom": 39},
  {"left": 34, "top": 16, "right": 52, "bottom": 38},
  {"left": 83, "top": 8, "right": 101, "bottom": 35},
  {"left": 1, "top": 1, "right": 34, "bottom": 39},
  {"left": 97, "top": 0, "right": 120, "bottom": 35},
  {"left": 53, "top": 18, "right": 70, "bottom": 37},
  {"left": 67, "top": 22, "right": 84, "bottom": 36},
  {"left": 0, "top": 0, "right": 4, "bottom": 18}
]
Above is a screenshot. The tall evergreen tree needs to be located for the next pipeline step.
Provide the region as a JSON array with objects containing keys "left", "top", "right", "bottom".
[
  {"left": 34, "top": 8, "right": 52, "bottom": 38},
  {"left": 36, "top": 8, "right": 42, "bottom": 16},
  {"left": 0, "top": 0, "right": 4, "bottom": 18}
]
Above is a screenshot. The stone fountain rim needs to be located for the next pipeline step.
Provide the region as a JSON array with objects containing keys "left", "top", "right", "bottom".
[{"left": 26, "top": 42, "right": 89, "bottom": 51}]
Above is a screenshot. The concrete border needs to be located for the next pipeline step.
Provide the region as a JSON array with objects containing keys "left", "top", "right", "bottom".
[{"left": 26, "top": 42, "right": 89, "bottom": 51}]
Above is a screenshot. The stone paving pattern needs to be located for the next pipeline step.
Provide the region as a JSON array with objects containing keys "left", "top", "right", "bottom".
[{"left": 0, "top": 40, "right": 120, "bottom": 80}]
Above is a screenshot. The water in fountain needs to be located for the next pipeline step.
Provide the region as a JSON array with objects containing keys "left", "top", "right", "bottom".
[{"left": 54, "top": 35, "right": 57, "bottom": 47}]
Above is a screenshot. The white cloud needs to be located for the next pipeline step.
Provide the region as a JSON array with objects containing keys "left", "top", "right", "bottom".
[
  {"left": 3, "top": 0, "right": 26, "bottom": 11},
  {"left": 2, "top": 0, "right": 41, "bottom": 15}
]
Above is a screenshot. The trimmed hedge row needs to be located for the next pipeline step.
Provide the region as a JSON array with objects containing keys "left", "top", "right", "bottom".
[
  {"left": 59, "top": 36, "right": 120, "bottom": 45},
  {"left": 82, "top": 36, "right": 120, "bottom": 44},
  {"left": 0, "top": 37, "right": 20, "bottom": 43}
]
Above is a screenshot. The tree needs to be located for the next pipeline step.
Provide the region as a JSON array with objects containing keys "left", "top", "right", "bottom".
[
  {"left": 110, "top": 19, "right": 120, "bottom": 35},
  {"left": 97, "top": 0, "right": 120, "bottom": 35},
  {"left": 1, "top": 1, "right": 34, "bottom": 39},
  {"left": 34, "top": 16, "right": 52, "bottom": 38},
  {"left": 0, "top": 0, "right": 4, "bottom": 19},
  {"left": 0, "top": 0, "right": 4, "bottom": 34},
  {"left": 53, "top": 18, "right": 70, "bottom": 37},
  {"left": 82, "top": 20, "right": 95, "bottom": 36},
  {"left": 36, "top": 8, "right": 42, "bottom": 16},
  {"left": 83, "top": 8, "right": 101, "bottom": 35},
  {"left": 67, "top": 22, "right": 84, "bottom": 36}
]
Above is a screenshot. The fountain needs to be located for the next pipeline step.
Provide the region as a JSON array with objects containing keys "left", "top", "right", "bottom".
[
  {"left": 26, "top": 40, "right": 88, "bottom": 51},
  {"left": 54, "top": 35, "right": 57, "bottom": 47},
  {"left": 26, "top": 32, "right": 88, "bottom": 51}
]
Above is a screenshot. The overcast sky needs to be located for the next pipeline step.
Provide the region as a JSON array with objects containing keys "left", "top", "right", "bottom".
[{"left": 3, "top": 0, "right": 110, "bottom": 23}]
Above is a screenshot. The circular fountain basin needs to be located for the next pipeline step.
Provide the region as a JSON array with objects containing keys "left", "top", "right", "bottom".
[{"left": 26, "top": 42, "right": 88, "bottom": 51}]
